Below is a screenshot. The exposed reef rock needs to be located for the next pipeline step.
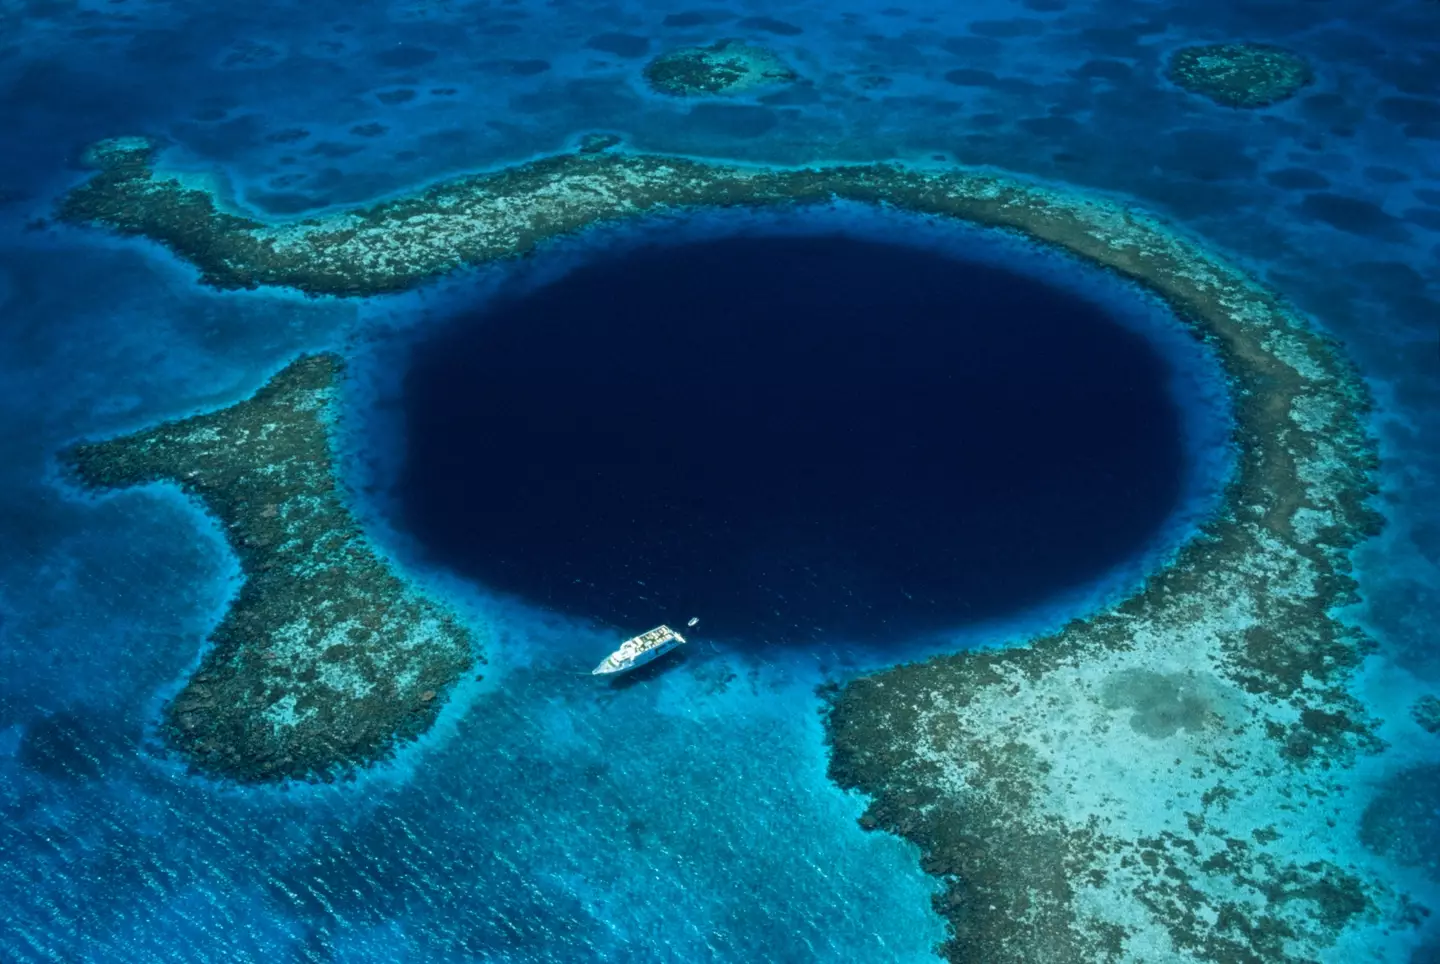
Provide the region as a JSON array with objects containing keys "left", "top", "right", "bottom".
[
  {"left": 1166, "top": 43, "right": 1313, "bottom": 108},
  {"left": 643, "top": 39, "right": 797, "bottom": 97},
  {"left": 58, "top": 140, "right": 1409, "bottom": 958},
  {"left": 63, "top": 355, "right": 477, "bottom": 784}
]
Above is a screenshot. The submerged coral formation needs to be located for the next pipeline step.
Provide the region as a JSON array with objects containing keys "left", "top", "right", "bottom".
[
  {"left": 58, "top": 140, "right": 1411, "bottom": 957},
  {"left": 63, "top": 355, "right": 477, "bottom": 783},
  {"left": 1416, "top": 694, "right": 1440, "bottom": 734},
  {"left": 81, "top": 135, "right": 161, "bottom": 172},
  {"left": 1166, "top": 43, "right": 1313, "bottom": 108},
  {"left": 642, "top": 39, "right": 797, "bottom": 96},
  {"left": 577, "top": 132, "right": 623, "bottom": 154}
]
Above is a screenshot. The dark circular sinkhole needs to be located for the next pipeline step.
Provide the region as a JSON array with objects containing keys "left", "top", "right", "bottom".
[{"left": 398, "top": 233, "right": 1193, "bottom": 646}]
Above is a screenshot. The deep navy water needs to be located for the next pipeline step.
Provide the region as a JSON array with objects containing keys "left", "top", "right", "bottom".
[
  {"left": 0, "top": 0, "right": 1437, "bottom": 961},
  {"left": 400, "top": 233, "right": 1191, "bottom": 647}
]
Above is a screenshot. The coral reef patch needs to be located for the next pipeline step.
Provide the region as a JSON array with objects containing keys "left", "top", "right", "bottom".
[
  {"left": 1416, "top": 694, "right": 1440, "bottom": 734},
  {"left": 1167, "top": 43, "right": 1313, "bottom": 108},
  {"left": 62, "top": 355, "right": 477, "bottom": 784},
  {"left": 57, "top": 137, "right": 1411, "bottom": 956},
  {"left": 642, "top": 40, "right": 797, "bottom": 97},
  {"left": 577, "top": 131, "right": 623, "bottom": 154}
]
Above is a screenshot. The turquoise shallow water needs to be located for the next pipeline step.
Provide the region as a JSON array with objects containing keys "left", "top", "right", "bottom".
[{"left": 1, "top": 0, "right": 1437, "bottom": 960}]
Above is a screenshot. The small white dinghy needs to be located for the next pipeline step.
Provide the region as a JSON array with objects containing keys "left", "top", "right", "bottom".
[{"left": 592, "top": 620, "right": 696, "bottom": 675}]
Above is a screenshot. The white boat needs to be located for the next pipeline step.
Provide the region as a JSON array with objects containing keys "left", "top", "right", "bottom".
[{"left": 592, "top": 624, "right": 689, "bottom": 675}]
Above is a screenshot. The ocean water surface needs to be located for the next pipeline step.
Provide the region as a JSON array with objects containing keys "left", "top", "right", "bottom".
[{"left": 1, "top": 0, "right": 1436, "bottom": 961}]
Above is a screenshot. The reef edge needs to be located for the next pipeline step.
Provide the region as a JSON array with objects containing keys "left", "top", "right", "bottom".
[{"left": 62, "top": 354, "right": 479, "bottom": 784}]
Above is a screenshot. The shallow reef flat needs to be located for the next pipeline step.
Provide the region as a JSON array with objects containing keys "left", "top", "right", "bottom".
[
  {"left": 59, "top": 137, "right": 1410, "bottom": 958},
  {"left": 63, "top": 355, "right": 476, "bottom": 784}
]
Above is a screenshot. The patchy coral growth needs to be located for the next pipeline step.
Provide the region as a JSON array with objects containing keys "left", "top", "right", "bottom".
[
  {"left": 1167, "top": 43, "right": 1313, "bottom": 109},
  {"left": 63, "top": 355, "right": 477, "bottom": 783},
  {"left": 577, "top": 132, "right": 623, "bottom": 154},
  {"left": 1414, "top": 694, "right": 1440, "bottom": 734},
  {"left": 642, "top": 39, "right": 797, "bottom": 96}
]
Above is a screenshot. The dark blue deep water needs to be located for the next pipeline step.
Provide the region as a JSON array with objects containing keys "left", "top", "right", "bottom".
[
  {"left": 1, "top": 0, "right": 1437, "bottom": 960},
  {"left": 401, "top": 234, "right": 1186, "bottom": 646}
]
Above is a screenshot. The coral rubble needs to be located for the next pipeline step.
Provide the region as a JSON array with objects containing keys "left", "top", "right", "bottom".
[
  {"left": 58, "top": 140, "right": 1411, "bottom": 957},
  {"left": 63, "top": 355, "right": 477, "bottom": 784},
  {"left": 642, "top": 39, "right": 797, "bottom": 97},
  {"left": 1166, "top": 43, "right": 1313, "bottom": 108}
]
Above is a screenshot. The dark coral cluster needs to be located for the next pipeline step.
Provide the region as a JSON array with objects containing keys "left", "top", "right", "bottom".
[
  {"left": 577, "top": 131, "right": 623, "bottom": 154},
  {"left": 63, "top": 355, "right": 477, "bottom": 783},
  {"left": 642, "top": 39, "right": 797, "bottom": 96},
  {"left": 1415, "top": 694, "right": 1440, "bottom": 734}
]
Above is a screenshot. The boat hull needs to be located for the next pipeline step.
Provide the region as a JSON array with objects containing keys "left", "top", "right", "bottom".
[
  {"left": 592, "top": 624, "right": 687, "bottom": 675},
  {"left": 592, "top": 638, "right": 682, "bottom": 675}
]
